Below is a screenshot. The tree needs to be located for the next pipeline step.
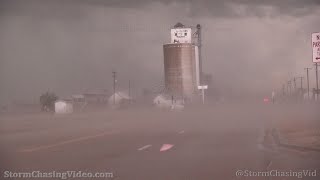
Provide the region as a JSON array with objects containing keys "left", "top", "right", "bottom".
[{"left": 40, "top": 92, "right": 58, "bottom": 112}]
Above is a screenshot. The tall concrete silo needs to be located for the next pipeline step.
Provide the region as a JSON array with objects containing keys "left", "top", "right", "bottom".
[{"left": 163, "top": 43, "right": 198, "bottom": 99}]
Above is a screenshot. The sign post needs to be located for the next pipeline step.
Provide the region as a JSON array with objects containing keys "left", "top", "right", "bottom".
[
  {"left": 312, "top": 32, "right": 320, "bottom": 100},
  {"left": 198, "top": 85, "right": 208, "bottom": 104},
  {"left": 315, "top": 63, "right": 319, "bottom": 101}
]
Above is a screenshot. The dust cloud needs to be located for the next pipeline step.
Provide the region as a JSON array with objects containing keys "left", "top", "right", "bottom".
[{"left": 1, "top": 0, "right": 320, "bottom": 104}]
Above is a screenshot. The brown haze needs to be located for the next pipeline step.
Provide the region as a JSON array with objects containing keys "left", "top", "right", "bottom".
[{"left": 1, "top": 0, "right": 320, "bottom": 104}]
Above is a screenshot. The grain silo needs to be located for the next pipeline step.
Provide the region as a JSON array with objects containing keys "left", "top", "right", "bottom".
[
  {"left": 161, "top": 23, "right": 201, "bottom": 102},
  {"left": 163, "top": 43, "right": 198, "bottom": 100}
]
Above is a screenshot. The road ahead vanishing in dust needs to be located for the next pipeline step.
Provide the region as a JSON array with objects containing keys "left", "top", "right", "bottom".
[{"left": 1, "top": 104, "right": 320, "bottom": 180}]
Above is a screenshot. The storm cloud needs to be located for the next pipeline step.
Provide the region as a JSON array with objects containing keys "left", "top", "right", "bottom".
[{"left": 1, "top": 0, "right": 320, "bottom": 18}]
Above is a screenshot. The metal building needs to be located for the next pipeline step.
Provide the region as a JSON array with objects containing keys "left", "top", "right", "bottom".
[{"left": 163, "top": 43, "right": 198, "bottom": 100}]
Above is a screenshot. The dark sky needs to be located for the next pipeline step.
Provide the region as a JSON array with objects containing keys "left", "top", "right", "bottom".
[{"left": 0, "top": 0, "right": 320, "bottom": 104}]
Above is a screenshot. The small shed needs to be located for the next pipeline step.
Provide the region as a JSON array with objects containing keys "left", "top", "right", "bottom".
[{"left": 153, "top": 94, "right": 184, "bottom": 110}]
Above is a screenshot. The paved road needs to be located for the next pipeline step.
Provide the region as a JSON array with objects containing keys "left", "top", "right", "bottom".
[{"left": 0, "top": 104, "right": 319, "bottom": 180}]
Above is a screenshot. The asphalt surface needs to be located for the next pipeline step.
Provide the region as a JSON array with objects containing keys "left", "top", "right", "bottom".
[{"left": 0, "top": 104, "right": 319, "bottom": 180}]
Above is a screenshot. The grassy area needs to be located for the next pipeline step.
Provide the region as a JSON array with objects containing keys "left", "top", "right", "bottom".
[{"left": 277, "top": 118, "right": 320, "bottom": 149}]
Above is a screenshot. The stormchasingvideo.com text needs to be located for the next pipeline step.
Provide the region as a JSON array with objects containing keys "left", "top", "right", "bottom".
[{"left": 3, "top": 170, "right": 113, "bottom": 179}]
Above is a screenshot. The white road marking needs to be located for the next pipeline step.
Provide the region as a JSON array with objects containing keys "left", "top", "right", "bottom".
[
  {"left": 160, "top": 144, "right": 174, "bottom": 152},
  {"left": 257, "top": 143, "right": 265, "bottom": 150},
  {"left": 258, "top": 127, "right": 266, "bottom": 144},
  {"left": 267, "top": 160, "right": 273, "bottom": 170},
  {"left": 19, "top": 131, "right": 114, "bottom": 153},
  {"left": 178, "top": 130, "right": 185, "bottom": 134},
  {"left": 138, "top": 144, "right": 152, "bottom": 151}
]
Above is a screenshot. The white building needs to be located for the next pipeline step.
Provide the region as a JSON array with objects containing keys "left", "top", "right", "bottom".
[
  {"left": 108, "top": 92, "right": 131, "bottom": 106},
  {"left": 54, "top": 100, "right": 73, "bottom": 114}
]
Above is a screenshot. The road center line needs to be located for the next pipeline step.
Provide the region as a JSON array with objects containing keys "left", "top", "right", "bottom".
[
  {"left": 19, "top": 131, "right": 114, "bottom": 153},
  {"left": 138, "top": 144, "right": 152, "bottom": 151},
  {"left": 267, "top": 160, "right": 273, "bottom": 170},
  {"left": 160, "top": 144, "right": 174, "bottom": 152}
]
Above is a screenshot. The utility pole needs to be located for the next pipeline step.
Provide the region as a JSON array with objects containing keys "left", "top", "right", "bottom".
[
  {"left": 293, "top": 77, "right": 297, "bottom": 91},
  {"left": 128, "top": 80, "right": 131, "bottom": 98},
  {"left": 294, "top": 77, "right": 303, "bottom": 90},
  {"left": 315, "top": 63, "right": 319, "bottom": 101},
  {"left": 288, "top": 80, "right": 292, "bottom": 96},
  {"left": 305, "top": 67, "right": 312, "bottom": 100},
  {"left": 295, "top": 77, "right": 303, "bottom": 90},
  {"left": 295, "top": 76, "right": 304, "bottom": 102},
  {"left": 128, "top": 80, "right": 131, "bottom": 104},
  {"left": 112, "top": 71, "right": 116, "bottom": 105},
  {"left": 282, "top": 84, "right": 285, "bottom": 96}
]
